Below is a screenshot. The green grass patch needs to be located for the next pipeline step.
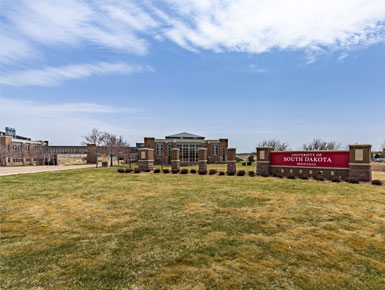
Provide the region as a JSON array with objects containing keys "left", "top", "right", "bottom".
[{"left": 1, "top": 167, "right": 385, "bottom": 289}]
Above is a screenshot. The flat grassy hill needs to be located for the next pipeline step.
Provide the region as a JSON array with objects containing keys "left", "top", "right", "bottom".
[{"left": 1, "top": 167, "right": 384, "bottom": 289}]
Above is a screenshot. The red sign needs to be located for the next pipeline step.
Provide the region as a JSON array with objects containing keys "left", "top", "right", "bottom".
[{"left": 270, "top": 151, "right": 349, "bottom": 168}]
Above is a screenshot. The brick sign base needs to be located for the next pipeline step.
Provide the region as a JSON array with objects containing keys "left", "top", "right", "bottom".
[{"left": 256, "top": 145, "right": 372, "bottom": 182}]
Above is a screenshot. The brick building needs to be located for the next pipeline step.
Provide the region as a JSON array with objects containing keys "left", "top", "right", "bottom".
[
  {"left": 144, "top": 132, "right": 228, "bottom": 165},
  {"left": 0, "top": 127, "right": 56, "bottom": 166}
]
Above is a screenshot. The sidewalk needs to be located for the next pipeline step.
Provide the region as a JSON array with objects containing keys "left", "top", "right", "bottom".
[{"left": 0, "top": 164, "right": 96, "bottom": 176}]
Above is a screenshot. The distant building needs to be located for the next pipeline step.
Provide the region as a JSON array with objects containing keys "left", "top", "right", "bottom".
[
  {"left": 144, "top": 132, "right": 228, "bottom": 165},
  {"left": 0, "top": 127, "right": 55, "bottom": 166}
]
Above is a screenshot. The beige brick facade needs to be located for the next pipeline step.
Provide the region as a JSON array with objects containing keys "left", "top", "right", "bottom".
[{"left": 144, "top": 132, "right": 228, "bottom": 165}]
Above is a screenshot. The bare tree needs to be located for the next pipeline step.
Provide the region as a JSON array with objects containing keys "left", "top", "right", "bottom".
[
  {"left": 115, "top": 135, "right": 128, "bottom": 166},
  {"left": 0, "top": 144, "right": 10, "bottom": 166},
  {"left": 82, "top": 129, "right": 106, "bottom": 167},
  {"left": 83, "top": 129, "right": 130, "bottom": 167},
  {"left": 257, "top": 139, "right": 289, "bottom": 151},
  {"left": 82, "top": 128, "right": 103, "bottom": 145},
  {"left": 382, "top": 141, "right": 385, "bottom": 151},
  {"left": 303, "top": 139, "right": 341, "bottom": 150},
  {"left": 103, "top": 133, "right": 128, "bottom": 167}
]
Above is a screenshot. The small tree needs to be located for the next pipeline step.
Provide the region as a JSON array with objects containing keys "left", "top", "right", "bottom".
[
  {"left": 303, "top": 139, "right": 341, "bottom": 150},
  {"left": 82, "top": 129, "right": 106, "bottom": 167},
  {"left": 0, "top": 145, "right": 10, "bottom": 166},
  {"left": 257, "top": 139, "right": 289, "bottom": 151},
  {"left": 248, "top": 155, "right": 255, "bottom": 162},
  {"left": 115, "top": 135, "right": 128, "bottom": 166}
]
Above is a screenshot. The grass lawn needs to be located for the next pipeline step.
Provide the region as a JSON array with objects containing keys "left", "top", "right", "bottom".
[{"left": 1, "top": 167, "right": 385, "bottom": 289}]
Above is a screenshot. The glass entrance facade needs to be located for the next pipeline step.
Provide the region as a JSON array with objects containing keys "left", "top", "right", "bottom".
[{"left": 176, "top": 143, "right": 200, "bottom": 163}]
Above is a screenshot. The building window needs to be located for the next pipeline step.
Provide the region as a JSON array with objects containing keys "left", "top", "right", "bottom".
[
  {"left": 211, "top": 143, "right": 218, "bottom": 155},
  {"left": 13, "top": 142, "right": 22, "bottom": 152},
  {"left": 26, "top": 144, "right": 30, "bottom": 152},
  {"left": 176, "top": 143, "right": 200, "bottom": 163},
  {"left": 222, "top": 146, "right": 226, "bottom": 160},
  {"left": 156, "top": 143, "right": 163, "bottom": 156}
]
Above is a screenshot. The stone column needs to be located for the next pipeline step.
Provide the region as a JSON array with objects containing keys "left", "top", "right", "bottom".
[
  {"left": 86, "top": 144, "right": 97, "bottom": 164},
  {"left": 256, "top": 147, "right": 274, "bottom": 176},
  {"left": 138, "top": 148, "right": 154, "bottom": 171},
  {"left": 198, "top": 148, "right": 208, "bottom": 174},
  {"left": 226, "top": 148, "right": 236, "bottom": 175},
  {"left": 349, "top": 144, "right": 372, "bottom": 181},
  {"left": 171, "top": 148, "right": 180, "bottom": 173}
]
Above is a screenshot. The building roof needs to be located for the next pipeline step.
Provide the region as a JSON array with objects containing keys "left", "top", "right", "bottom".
[{"left": 165, "top": 132, "right": 205, "bottom": 139}]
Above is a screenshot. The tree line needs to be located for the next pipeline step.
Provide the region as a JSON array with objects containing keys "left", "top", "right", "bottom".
[
  {"left": 257, "top": 139, "right": 348, "bottom": 151},
  {"left": 82, "top": 128, "right": 133, "bottom": 167}
]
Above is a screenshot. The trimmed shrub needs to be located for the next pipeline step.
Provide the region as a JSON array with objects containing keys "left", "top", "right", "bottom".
[
  {"left": 237, "top": 170, "right": 246, "bottom": 176},
  {"left": 287, "top": 175, "right": 295, "bottom": 179},
  {"left": 117, "top": 168, "right": 124, "bottom": 173},
  {"left": 209, "top": 169, "right": 217, "bottom": 175},
  {"left": 218, "top": 171, "right": 225, "bottom": 176},
  {"left": 190, "top": 169, "right": 197, "bottom": 174},
  {"left": 199, "top": 170, "right": 207, "bottom": 175},
  {"left": 162, "top": 169, "right": 170, "bottom": 174},
  {"left": 371, "top": 179, "right": 383, "bottom": 186},
  {"left": 134, "top": 168, "right": 141, "bottom": 173},
  {"left": 348, "top": 178, "right": 359, "bottom": 184},
  {"left": 145, "top": 169, "right": 151, "bottom": 172},
  {"left": 300, "top": 175, "right": 308, "bottom": 180},
  {"left": 180, "top": 168, "right": 189, "bottom": 174},
  {"left": 277, "top": 175, "right": 283, "bottom": 178},
  {"left": 154, "top": 168, "right": 161, "bottom": 173},
  {"left": 172, "top": 169, "right": 179, "bottom": 174},
  {"left": 318, "top": 177, "right": 325, "bottom": 181},
  {"left": 227, "top": 172, "right": 235, "bottom": 176},
  {"left": 248, "top": 171, "right": 255, "bottom": 177},
  {"left": 125, "top": 168, "right": 133, "bottom": 173},
  {"left": 242, "top": 162, "right": 246, "bottom": 166},
  {"left": 261, "top": 173, "right": 269, "bottom": 177},
  {"left": 331, "top": 177, "right": 341, "bottom": 183},
  {"left": 247, "top": 162, "right": 252, "bottom": 166}
]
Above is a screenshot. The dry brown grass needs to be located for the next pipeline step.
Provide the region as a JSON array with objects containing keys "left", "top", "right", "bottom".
[
  {"left": 1, "top": 167, "right": 385, "bottom": 289},
  {"left": 372, "top": 162, "right": 385, "bottom": 172}
]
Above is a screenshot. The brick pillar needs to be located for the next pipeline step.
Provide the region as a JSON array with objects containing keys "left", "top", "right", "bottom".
[
  {"left": 86, "top": 144, "right": 97, "bottom": 164},
  {"left": 349, "top": 144, "right": 372, "bottom": 181},
  {"left": 256, "top": 147, "right": 274, "bottom": 176},
  {"left": 171, "top": 148, "right": 180, "bottom": 173},
  {"left": 138, "top": 148, "right": 154, "bottom": 171},
  {"left": 198, "top": 148, "right": 207, "bottom": 174},
  {"left": 226, "top": 148, "right": 236, "bottom": 175}
]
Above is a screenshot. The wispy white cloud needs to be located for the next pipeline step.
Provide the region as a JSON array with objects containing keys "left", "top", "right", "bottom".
[
  {"left": 0, "top": 62, "right": 153, "bottom": 87},
  {"left": 160, "top": 0, "right": 385, "bottom": 54},
  {"left": 249, "top": 65, "right": 267, "bottom": 73},
  {"left": 0, "top": 98, "right": 143, "bottom": 145},
  {"left": 338, "top": 53, "right": 349, "bottom": 61},
  {"left": 1, "top": 0, "right": 385, "bottom": 70},
  {"left": 2, "top": 0, "right": 157, "bottom": 57}
]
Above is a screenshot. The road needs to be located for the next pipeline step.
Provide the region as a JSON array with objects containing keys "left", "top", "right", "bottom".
[{"left": 0, "top": 164, "right": 96, "bottom": 176}]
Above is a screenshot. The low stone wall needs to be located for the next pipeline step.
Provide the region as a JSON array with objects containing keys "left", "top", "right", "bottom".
[{"left": 270, "top": 166, "right": 349, "bottom": 180}]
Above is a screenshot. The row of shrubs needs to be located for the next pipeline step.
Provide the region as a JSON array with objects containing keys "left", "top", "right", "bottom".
[
  {"left": 117, "top": 168, "right": 254, "bottom": 176},
  {"left": 271, "top": 173, "right": 383, "bottom": 185},
  {"left": 116, "top": 168, "right": 383, "bottom": 185},
  {"left": 241, "top": 162, "right": 253, "bottom": 166}
]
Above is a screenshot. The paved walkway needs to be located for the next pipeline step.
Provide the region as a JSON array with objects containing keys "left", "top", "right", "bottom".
[{"left": 0, "top": 164, "right": 96, "bottom": 176}]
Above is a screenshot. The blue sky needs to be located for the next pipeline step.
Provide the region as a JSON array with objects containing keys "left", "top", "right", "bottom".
[{"left": 1, "top": 0, "right": 385, "bottom": 152}]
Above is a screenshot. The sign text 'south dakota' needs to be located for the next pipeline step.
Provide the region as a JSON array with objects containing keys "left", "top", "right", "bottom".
[{"left": 270, "top": 151, "right": 350, "bottom": 168}]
